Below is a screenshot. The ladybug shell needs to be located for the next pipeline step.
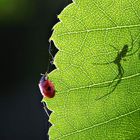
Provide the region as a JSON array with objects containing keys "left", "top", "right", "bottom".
[{"left": 39, "top": 75, "right": 55, "bottom": 98}]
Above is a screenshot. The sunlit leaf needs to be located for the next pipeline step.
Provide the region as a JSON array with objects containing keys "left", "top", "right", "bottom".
[{"left": 43, "top": 0, "right": 140, "bottom": 139}]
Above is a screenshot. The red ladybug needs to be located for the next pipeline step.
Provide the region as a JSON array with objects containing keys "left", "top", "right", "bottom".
[{"left": 38, "top": 74, "right": 55, "bottom": 98}]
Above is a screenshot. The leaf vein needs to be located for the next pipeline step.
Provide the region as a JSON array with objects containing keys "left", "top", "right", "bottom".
[
  {"left": 56, "top": 24, "right": 140, "bottom": 36},
  {"left": 58, "top": 72, "right": 140, "bottom": 93},
  {"left": 55, "top": 107, "right": 140, "bottom": 140}
]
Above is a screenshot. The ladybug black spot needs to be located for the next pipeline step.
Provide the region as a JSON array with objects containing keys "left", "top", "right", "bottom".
[{"left": 47, "top": 86, "right": 51, "bottom": 91}]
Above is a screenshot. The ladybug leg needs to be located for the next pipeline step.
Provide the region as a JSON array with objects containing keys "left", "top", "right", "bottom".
[{"left": 42, "top": 102, "right": 50, "bottom": 117}]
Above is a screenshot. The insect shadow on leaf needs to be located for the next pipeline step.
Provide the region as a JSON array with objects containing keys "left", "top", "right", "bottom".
[{"left": 94, "top": 34, "right": 140, "bottom": 100}]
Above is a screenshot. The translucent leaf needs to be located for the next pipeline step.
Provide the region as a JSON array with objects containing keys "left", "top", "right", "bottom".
[{"left": 43, "top": 0, "right": 140, "bottom": 139}]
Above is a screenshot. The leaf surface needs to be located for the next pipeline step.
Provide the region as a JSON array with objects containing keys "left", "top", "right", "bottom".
[{"left": 44, "top": 0, "right": 140, "bottom": 139}]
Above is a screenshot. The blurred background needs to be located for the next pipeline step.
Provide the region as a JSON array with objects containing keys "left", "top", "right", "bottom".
[{"left": 0, "top": 0, "right": 71, "bottom": 140}]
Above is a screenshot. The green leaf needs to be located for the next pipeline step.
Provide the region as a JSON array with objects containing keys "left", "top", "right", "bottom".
[{"left": 44, "top": 0, "right": 140, "bottom": 139}]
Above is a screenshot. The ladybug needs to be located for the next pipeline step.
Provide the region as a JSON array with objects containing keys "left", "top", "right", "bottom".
[{"left": 38, "top": 74, "right": 55, "bottom": 98}]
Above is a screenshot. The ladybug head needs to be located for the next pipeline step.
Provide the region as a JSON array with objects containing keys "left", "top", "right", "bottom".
[{"left": 39, "top": 74, "right": 48, "bottom": 83}]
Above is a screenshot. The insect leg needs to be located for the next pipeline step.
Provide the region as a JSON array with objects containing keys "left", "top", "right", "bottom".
[
  {"left": 48, "top": 41, "right": 54, "bottom": 64},
  {"left": 95, "top": 74, "right": 121, "bottom": 100},
  {"left": 109, "top": 44, "right": 119, "bottom": 52},
  {"left": 47, "top": 41, "right": 59, "bottom": 73},
  {"left": 42, "top": 102, "right": 50, "bottom": 117},
  {"left": 93, "top": 60, "right": 114, "bottom": 65},
  {"left": 127, "top": 42, "right": 140, "bottom": 56},
  {"left": 127, "top": 31, "right": 140, "bottom": 56},
  {"left": 95, "top": 63, "right": 124, "bottom": 100},
  {"left": 109, "top": 64, "right": 124, "bottom": 93},
  {"left": 111, "top": 63, "right": 123, "bottom": 85}
]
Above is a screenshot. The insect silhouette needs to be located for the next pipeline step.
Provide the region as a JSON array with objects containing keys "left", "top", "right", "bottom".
[{"left": 94, "top": 40, "right": 140, "bottom": 100}]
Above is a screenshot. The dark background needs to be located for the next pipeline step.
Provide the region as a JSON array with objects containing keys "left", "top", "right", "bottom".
[{"left": 0, "top": 0, "right": 71, "bottom": 140}]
